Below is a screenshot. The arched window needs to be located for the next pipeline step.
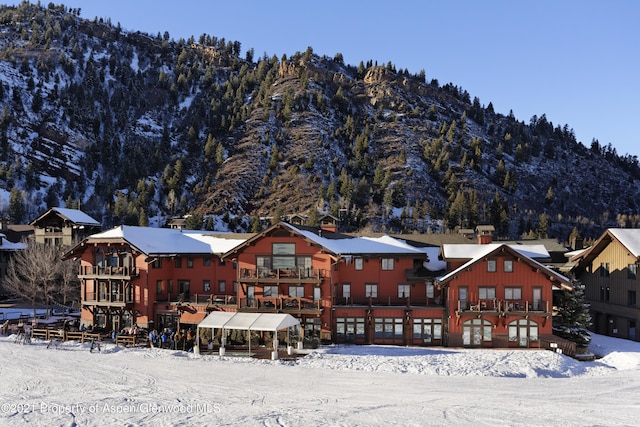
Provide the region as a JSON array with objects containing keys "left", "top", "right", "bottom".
[
  {"left": 462, "top": 318, "right": 492, "bottom": 346},
  {"left": 508, "top": 319, "right": 539, "bottom": 347}
]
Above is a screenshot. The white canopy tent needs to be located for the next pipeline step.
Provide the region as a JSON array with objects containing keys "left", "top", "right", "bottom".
[{"left": 197, "top": 312, "right": 301, "bottom": 357}]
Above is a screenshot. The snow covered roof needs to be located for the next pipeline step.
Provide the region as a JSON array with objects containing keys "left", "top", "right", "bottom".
[
  {"left": 0, "top": 232, "right": 27, "bottom": 251},
  {"left": 81, "top": 225, "right": 247, "bottom": 256},
  {"left": 32, "top": 207, "right": 101, "bottom": 226},
  {"left": 438, "top": 243, "right": 571, "bottom": 289},
  {"left": 279, "top": 223, "right": 427, "bottom": 256},
  {"left": 441, "top": 243, "right": 550, "bottom": 260},
  {"left": 570, "top": 229, "right": 640, "bottom": 268},
  {"left": 608, "top": 229, "right": 640, "bottom": 257}
]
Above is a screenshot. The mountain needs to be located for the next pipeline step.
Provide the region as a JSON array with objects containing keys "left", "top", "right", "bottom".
[{"left": 1, "top": 2, "right": 639, "bottom": 240}]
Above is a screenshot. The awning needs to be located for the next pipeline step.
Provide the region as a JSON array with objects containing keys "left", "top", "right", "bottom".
[
  {"left": 197, "top": 312, "right": 300, "bottom": 332},
  {"left": 179, "top": 311, "right": 207, "bottom": 325}
]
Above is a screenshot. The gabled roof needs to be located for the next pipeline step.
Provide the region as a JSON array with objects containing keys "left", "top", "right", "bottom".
[
  {"left": 570, "top": 228, "right": 640, "bottom": 268},
  {"left": 65, "top": 225, "right": 248, "bottom": 258},
  {"left": 438, "top": 243, "right": 572, "bottom": 290},
  {"left": 223, "top": 222, "right": 427, "bottom": 259},
  {"left": 440, "top": 243, "right": 551, "bottom": 261},
  {"left": 30, "top": 207, "right": 100, "bottom": 227}
]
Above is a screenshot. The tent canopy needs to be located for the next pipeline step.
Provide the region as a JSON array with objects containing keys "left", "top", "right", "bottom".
[{"left": 198, "top": 312, "right": 300, "bottom": 332}]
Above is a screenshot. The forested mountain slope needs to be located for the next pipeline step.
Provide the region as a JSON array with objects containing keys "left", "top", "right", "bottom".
[{"left": 1, "top": 2, "right": 638, "bottom": 241}]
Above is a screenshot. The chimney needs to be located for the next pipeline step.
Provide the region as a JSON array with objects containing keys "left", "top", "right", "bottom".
[{"left": 476, "top": 225, "right": 495, "bottom": 245}]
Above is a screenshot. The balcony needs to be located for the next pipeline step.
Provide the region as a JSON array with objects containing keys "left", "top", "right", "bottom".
[
  {"left": 83, "top": 291, "right": 133, "bottom": 306},
  {"left": 333, "top": 296, "right": 443, "bottom": 307},
  {"left": 239, "top": 267, "right": 323, "bottom": 283},
  {"left": 238, "top": 296, "right": 323, "bottom": 314},
  {"left": 155, "top": 293, "right": 236, "bottom": 306},
  {"left": 78, "top": 265, "right": 138, "bottom": 279},
  {"left": 456, "top": 299, "right": 549, "bottom": 314}
]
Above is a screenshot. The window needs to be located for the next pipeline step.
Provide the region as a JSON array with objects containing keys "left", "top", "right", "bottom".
[
  {"left": 354, "top": 257, "right": 363, "bottom": 270},
  {"left": 178, "top": 280, "right": 190, "bottom": 297},
  {"left": 479, "top": 287, "right": 496, "bottom": 300},
  {"left": 382, "top": 258, "right": 394, "bottom": 270},
  {"left": 462, "top": 319, "right": 492, "bottom": 345},
  {"left": 218, "top": 281, "right": 226, "bottom": 293},
  {"left": 398, "top": 284, "right": 410, "bottom": 298},
  {"left": 313, "top": 287, "right": 321, "bottom": 302},
  {"left": 487, "top": 260, "right": 497, "bottom": 272},
  {"left": 426, "top": 281, "right": 435, "bottom": 298},
  {"left": 203, "top": 280, "right": 211, "bottom": 292},
  {"left": 628, "top": 264, "right": 638, "bottom": 280},
  {"left": 508, "top": 319, "right": 539, "bottom": 346},
  {"left": 273, "top": 243, "right": 295, "bottom": 254},
  {"left": 151, "top": 258, "right": 162, "bottom": 269},
  {"left": 600, "top": 262, "right": 610, "bottom": 277},
  {"left": 263, "top": 285, "right": 278, "bottom": 297},
  {"left": 186, "top": 258, "right": 194, "bottom": 268},
  {"left": 504, "top": 287, "right": 522, "bottom": 300},
  {"left": 335, "top": 317, "right": 365, "bottom": 341},
  {"left": 167, "top": 280, "right": 172, "bottom": 295},
  {"left": 203, "top": 258, "right": 211, "bottom": 266},
  {"left": 413, "top": 318, "right": 442, "bottom": 343},
  {"left": 175, "top": 257, "right": 182, "bottom": 268},
  {"left": 459, "top": 287, "right": 468, "bottom": 310},
  {"left": 504, "top": 260, "right": 513, "bottom": 272},
  {"left": 629, "top": 290, "right": 637, "bottom": 307},
  {"left": 365, "top": 283, "right": 378, "bottom": 298},
  {"left": 342, "top": 283, "right": 351, "bottom": 299},
  {"left": 374, "top": 318, "right": 403, "bottom": 340},
  {"left": 289, "top": 285, "right": 304, "bottom": 298},
  {"left": 156, "top": 280, "right": 163, "bottom": 294}
]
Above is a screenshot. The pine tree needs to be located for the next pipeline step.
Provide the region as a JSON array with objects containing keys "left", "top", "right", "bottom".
[{"left": 553, "top": 280, "right": 592, "bottom": 347}]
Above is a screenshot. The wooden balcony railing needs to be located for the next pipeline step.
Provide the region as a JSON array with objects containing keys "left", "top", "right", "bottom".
[
  {"left": 238, "top": 296, "right": 322, "bottom": 312},
  {"left": 84, "top": 291, "right": 133, "bottom": 304},
  {"left": 239, "top": 267, "right": 323, "bottom": 281},
  {"left": 333, "top": 296, "right": 443, "bottom": 307},
  {"left": 79, "top": 265, "right": 138, "bottom": 278},
  {"left": 457, "top": 299, "right": 549, "bottom": 313},
  {"left": 155, "top": 293, "right": 236, "bottom": 305}
]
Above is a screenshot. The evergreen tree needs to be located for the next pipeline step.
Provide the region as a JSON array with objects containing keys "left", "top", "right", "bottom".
[{"left": 553, "top": 280, "right": 592, "bottom": 347}]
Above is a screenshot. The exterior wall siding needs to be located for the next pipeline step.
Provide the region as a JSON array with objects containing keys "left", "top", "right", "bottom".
[{"left": 578, "top": 237, "right": 640, "bottom": 341}]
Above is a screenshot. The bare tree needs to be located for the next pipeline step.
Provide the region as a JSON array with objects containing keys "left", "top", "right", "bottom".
[
  {"left": 4, "top": 241, "right": 63, "bottom": 321},
  {"left": 56, "top": 254, "right": 80, "bottom": 306}
]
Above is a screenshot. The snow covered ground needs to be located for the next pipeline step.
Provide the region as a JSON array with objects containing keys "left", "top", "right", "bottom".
[{"left": 0, "top": 333, "right": 638, "bottom": 426}]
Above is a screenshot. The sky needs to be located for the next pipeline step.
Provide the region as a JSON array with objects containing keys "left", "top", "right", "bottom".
[
  {"left": 1, "top": 329, "right": 639, "bottom": 425},
  {"left": 7, "top": 1, "right": 640, "bottom": 157}
]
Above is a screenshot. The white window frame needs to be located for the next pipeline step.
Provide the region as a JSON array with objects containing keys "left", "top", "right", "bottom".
[
  {"left": 398, "top": 284, "right": 410, "bottom": 298},
  {"left": 365, "top": 283, "right": 378, "bottom": 298},
  {"left": 382, "top": 258, "right": 394, "bottom": 270}
]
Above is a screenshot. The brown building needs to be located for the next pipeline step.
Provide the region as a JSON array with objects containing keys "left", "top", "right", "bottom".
[
  {"left": 570, "top": 228, "right": 640, "bottom": 341},
  {"left": 30, "top": 207, "right": 101, "bottom": 246}
]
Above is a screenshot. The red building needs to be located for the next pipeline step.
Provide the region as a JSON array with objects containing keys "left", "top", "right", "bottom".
[
  {"left": 64, "top": 226, "right": 246, "bottom": 333},
  {"left": 223, "top": 222, "right": 448, "bottom": 346},
  {"left": 67, "top": 222, "right": 573, "bottom": 349},
  {"left": 438, "top": 242, "right": 572, "bottom": 347}
]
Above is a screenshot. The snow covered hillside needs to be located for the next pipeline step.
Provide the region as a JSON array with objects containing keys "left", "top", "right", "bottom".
[{"left": 0, "top": 334, "right": 638, "bottom": 426}]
